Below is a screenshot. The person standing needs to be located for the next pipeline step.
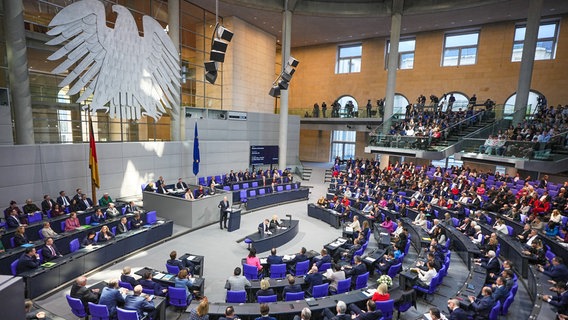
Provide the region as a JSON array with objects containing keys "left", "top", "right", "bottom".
[
  {"left": 321, "top": 102, "right": 327, "bottom": 118},
  {"left": 312, "top": 103, "right": 320, "bottom": 118},
  {"left": 366, "top": 99, "right": 372, "bottom": 118},
  {"left": 218, "top": 196, "right": 230, "bottom": 230}
]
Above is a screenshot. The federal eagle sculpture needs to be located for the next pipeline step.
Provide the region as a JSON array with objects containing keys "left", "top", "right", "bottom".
[{"left": 46, "top": 0, "right": 180, "bottom": 121}]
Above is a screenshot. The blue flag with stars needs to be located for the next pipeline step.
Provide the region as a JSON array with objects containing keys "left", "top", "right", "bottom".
[{"left": 193, "top": 122, "right": 200, "bottom": 176}]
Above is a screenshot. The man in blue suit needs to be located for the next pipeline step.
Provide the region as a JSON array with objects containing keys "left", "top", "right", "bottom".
[
  {"left": 98, "top": 279, "right": 127, "bottom": 318},
  {"left": 313, "top": 249, "right": 331, "bottom": 270},
  {"left": 491, "top": 277, "right": 508, "bottom": 305},
  {"left": 447, "top": 299, "right": 469, "bottom": 320},
  {"left": 267, "top": 248, "right": 283, "bottom": 265},
  {"left": 282, "top": 275, "right": 303, "bottom": 300},
  {"left": 468, "top": 286, "right": 495, "bottom": 320},
  {"left": 123, "top": 285, "right": 155, "bottom": 318},
  {"left": 348, "top": 300, "right": 383, "bottom": 320},
  {"left": 476, "top": 250, "right": 500, "bottom": 283},
  {"left": 304, "top": 265, "right": 323, "bottom": 295},
  {"left": 539, "top": 257, "right": 568, "bottom": 283},
  {"left": 543, "top": 282, "right": 568, "bottom": 315},
  {"left": 345, "top": 256, "right": 368, "bottom": 288}
]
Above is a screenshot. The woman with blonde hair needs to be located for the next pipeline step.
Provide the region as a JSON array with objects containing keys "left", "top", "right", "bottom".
[
  {"left": 372, "top": 283, "right": 390, "bottom": 302},
  {"left": 256, "top": 278, "right": 275, "bottom": 301},
  {"left": 188, "top": 296, "right": 209, "bottom": 320}
]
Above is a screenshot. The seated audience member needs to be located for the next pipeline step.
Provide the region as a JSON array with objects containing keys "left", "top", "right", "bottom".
[
  {"left": 377, "top": 252, "right": 397, "bottom": 275},
  {"left": 313, "top": 248, "right": 332, "bottom": 270},
  {"left": 50, "top": 204, "right": 65, "bottom": 217},
  {"left": 97, "top": 225, "right": 115, "bottom": 242},
  {"left": 539, "top": 257, "right": 568, "bottom": 283},
  {"left": 99, "top": 193, "right": 113, "bottom": 206},
  {"left": 175, "top": 269, "right": 195, "bottom": 301},
  {"left": 6, "top": 209, "right": 26, "bottom": 228},
  {"left": 305, "top": 265, "right": 323, "bottom": 296},
  {"left": 123, "top": 285, "right": 156, "bottom": 318},
  {"left": 542, "top": 282, "right": 568, "bottom": 315},
  {"left": 40, "top": 222, "right": 58, "bottom": 239},
  {"left": 447, "top": 299, "right": 468, "bottom": 320},
  {"left": 246, "top": 248, "right": 263, "bottom": 274},
  {"left": 321, "top": 300, "right": 349, "bottom": 320},
  {"left": 0, "top": 229, "right": 5, "bottom": 253},
  {"left": 468, "top": 286, "right": 494, "bottom": 320},
  {"left": 64, "top": 212, "right": 81, "bottom": 231},
  {"left": 117, "top": 217, "right": 129, "bottom": 234},
  {"left": 474, "top": 250, "right": 501, "bottom": 281},
  {"left": 380, "top": 216, "right": 395, "bottom": 233},
  {"left": 333, "top": 238, "right": 362, "bottom": 263},
  {"left": 91, "top": 209, "right": 106, "bottom": 223},
  {"left": 105, "top": 203, "right": 120, "bottom": 218},
  {"left": 23, "top": 199, "right": 41, "bottom": 215},
  {"left": 42, "top": 237, "right": 62, "bottom": 261},
  {"left": 326, "top": 264, "right": 346, "bottom": 294},
  {"left": 256, "top": 303, "right": 276, "bottom": 320},
  {"left": 70, "top": 276, "right": 100, "bottom": 311},
  {"left": 267, "top": 247, "right": 283, "bottom": 266},
  {"left": 282, "top": 275, "right": 303, "bottom": 298},
  {"left": 522, "top": 239, "right": 546, "bottom": 265},
  {"left": 184, "top": 188, "right": 195, "bottom": 200},
  {"left": 349, "top": 299, "right": 383, "bottom": 320},
  {"left": 218, "top": 306, "right": 239, "bottom": 320},
  {"left": 225, "top": 267, "right": 251, "bottom": 292},
  {"left": 121, "top": 266, "right": 139, "bottom": 288},
  {"left": 139, "top": 271, "right": 167, "bottom": 296},
  {"left": 41, "top": 194, "right": 56, "bottom": 214},
  {"left": 98, "top": 279, "right": 127, "bottom": 318},
  {"left": 256, "top": 278, "right": 275, "bottom": 301},
  {"left": 14, "top": 225, "right": 30, "bottom": 246},
  {"left": 344, "top": 256, "right": 368, "bottom": 287},
  {"left": 168, "top": 250, "right": 197, "bottom": 275},
  {"left": 56, "top": 191, "right": 72, "bottom": 209},
  {"left": 188, "top": 297, "right": 210, "bottom": 320},
  {"left": 410, "top": 261, "right": 437, "bottom": 289},
  {"left": 427, "top": 307, "right": 447, "bottom": 320},
  {"left": 176, "top": 178, "right": 188, "bottom": 190},
  {"left": 372, "top": 283, "right": 390, "bottom": 302},
  {"left": 491, "top": 277, "right": 508, "bottom": 304},
  {"left": 292, "top": 307, "right": 311, "bottom": 320},
  {"left": 82, "top": 231, "right": 96, "bottom": 247},
  {"left": 131, "top": 213, "right": 143, "bottom": 229},
  {"left": 125, "top": 201, "right": 140, "bottom": 214},
  {"left": 144, "top": 183, "right": 155, "bottom": 192},
  {"left": 194, "top": 185, "right": 205, "bottom": 198},
  {"left": 77, "top": 194, "right": 93, "bottom": 211},
  {"left": 348, "top": 216, "right": 361, "bottom": 233},
  {"left": 16, "top": 247, "right": 40, "bottom": 274}
]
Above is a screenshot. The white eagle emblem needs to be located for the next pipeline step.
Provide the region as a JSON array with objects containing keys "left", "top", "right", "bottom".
[{"left": 46, "top": 0, "right": 180, "bottom": 121}]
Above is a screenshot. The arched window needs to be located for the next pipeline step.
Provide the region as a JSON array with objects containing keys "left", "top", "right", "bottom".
[
  {"left": 337, "top": 95, "right": 358, "bottom": 118},
  {"left": 393, "top": 93, "right": 409, "bottom": 116},
  {"left": 440, "top": 92, "right": 469, "bottom": 112},
  {"left": 504, "top": 91, "right": 542, "bottom": 116}
]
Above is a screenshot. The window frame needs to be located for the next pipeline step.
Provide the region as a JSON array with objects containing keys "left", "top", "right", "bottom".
[
  {"left": 511, "top": 20, "right": 560, "bottom": 62},
  {"left": 441, "top": 30, "right": 480, "bottom": 67},
  {"left": 385, "top": 37, "right": 416, "bottom": 70},
  {"left": 336, "top": 43, "right": 362, "bottom": 74}
]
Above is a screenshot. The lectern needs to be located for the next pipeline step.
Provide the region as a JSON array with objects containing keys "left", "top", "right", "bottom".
[{"left": 227, "top": 208, "right": 241, "bottom": 232}]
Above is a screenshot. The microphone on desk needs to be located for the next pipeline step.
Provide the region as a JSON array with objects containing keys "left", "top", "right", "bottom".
[{"left": 286, "top": 214, "right": 292, "bottom": 225}]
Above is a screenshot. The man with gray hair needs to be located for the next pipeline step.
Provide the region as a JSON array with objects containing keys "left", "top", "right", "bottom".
[
  {"left": 293, "top": 307, "right": 312, "bottom": 320},
  {"left": 322, "top": 300, "right": 350, "bottom": 320}
]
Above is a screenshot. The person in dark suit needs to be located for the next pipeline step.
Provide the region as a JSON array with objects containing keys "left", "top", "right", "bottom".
[
  {"left": 304, "top": 265, "right": 323, "bottom": 295},
  {"left": 468, "top": 286, "right": 495, "bottom": 320},
  {"left": 16, "top": 247, "right": 40, "bottom": 274},
  {"left": 117, "top": 217, "right": 129, "bottom": 234},
  {"left": 377, "top": 252, "right": 397, "bottom": 275},
  {"left": 125, "top": 201, "right": 140, "bottom": 214},
  {"left": 267, "top": 248, "right": 283, "bottom": 266},
  {"left": 156, "top": 183, "right": 168, "bottom": 194},
  {"left": 348, "top": 300, "right": 383, "bottom": 320},
  {"left": 139, "top": 271, "right": 167, "bottom": 296},
  {"left": 194, "top": 186, "right": 205, "bottom": 198},
  {"left": 218, "top": 196, "right": 230, "bottom": 229},
  {"left": 41, "top": 195, "right": 56, "bottom": 214},
  {"left": 56, "top": 191, "right": 72, "bottom": 209},
  {"left": 155, "top": 176, "right": 165, "bottom": 188},
  {"left": 345, "top": 256, "right": 368, "bottom": 288},
  {"left": 6, "top": 209, "right": 24, "bottom": 228},
  {"left": 123, "top": 285, "right": 156, "bottom": 318},
  {"left": 322, "top": 300, "right": 351, "bottom": 320},
  {"left": 167, "top": 250, "right": 196, "bottom": 275},
  {"left": 313, "top": 249, "right": 331, "bottom": 270},
  {"left": 491, "top": 277, "right": 508, "bottom": 304},
  {"left": 77, "top": 194, "right": 93, "bottom": 211},
  {"left": 219, "top": 306, "right": 239, "bottom": 320},
  {"left": 255, "top": 303, "right": 277, "bottom": 320},
  {"left": 333, "top": 238, "right": 362, "bottom": 263},
  {"left": 91, "top": 209, "right": 106, "bottom": 224},
  {"left": 175, "top": 178, "right": 188, "bottom": 190},
  {"left": 282, "top": 275, "right": 303, "bottom": 299},
  {"left": 22, "top": 199, "right": 40, "bottom": 217},
  {"left": 259, "top": 219, "right": 271, "bottom": 235},
  {"left": 288, "top": 247, "right": 309, "bottom": 274},
  {"left": 447, "top": 299, "right": 469, "bottom": 320},
  {"left": 543, "top": 282, "right": 568, "bottom": 315},
  {"left": 121, "top": 266, "right": 139, "bottom": 288},
  {"left": 475, "top": 250, "right": 500, "bottom": 282},
  {"left": 269, "top": 215, "right": 281, "bottom": 229},
  {"left": 539, "top": 257, "right": 568, "bottom": 283},
  {"left": 41, "top": 237, "right": 62, "bottom": 262},
  {"left": 14, "top": 226, "right": 30, "bottom": 246},
  {"left": 82, "top": 231, "right": 96, "bottom": 247},
  {"left": 70, "top": 276, "right": 100, "bottom": 311},
  {"left": 131, "top": 213, "right": 143, "bottom": 229},
  {"left": 98, "top": 279, "right": 127, "bottom": 318}
]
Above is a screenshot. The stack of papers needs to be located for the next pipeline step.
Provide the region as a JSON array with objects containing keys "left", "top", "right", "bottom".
[
  {"left": 42, "top": 262, "right": 56, "bottom": 268},
  {"left": 283, "top": 254, "right": 295, "bottom": 261},
  {"left": 188, "top": 255, "right": 197, "bottom": 261},
  {"left": 154, "top": 272, "right": 165, "bottom": 279},
  {"left": 260, "top": 258, "right": 268, "bottom": 264}
]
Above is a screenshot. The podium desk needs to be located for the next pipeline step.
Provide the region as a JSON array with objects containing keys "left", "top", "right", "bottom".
[{"left": 227, "top": 208, "right": 241, "bottom": 232}]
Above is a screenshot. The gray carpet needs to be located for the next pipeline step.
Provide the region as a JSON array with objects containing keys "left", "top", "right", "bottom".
[{"left": 34, "top": 162, "right": 532, "bottom": 319}]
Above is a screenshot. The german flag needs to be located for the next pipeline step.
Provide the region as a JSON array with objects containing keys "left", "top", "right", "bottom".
[{"left": 88, "top": 114, "right": 100, "bottom": 189}]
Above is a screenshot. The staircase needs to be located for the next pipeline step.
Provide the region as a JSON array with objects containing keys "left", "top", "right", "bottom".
[
  {"left": 324, "top": 169, "right": 332, "bottom": 183},
  {"left": 435, "top": 118, "right": 495, "bottom": 150},
  {"left": 302, "top": 167, "right": 312, "bottom": 181}
]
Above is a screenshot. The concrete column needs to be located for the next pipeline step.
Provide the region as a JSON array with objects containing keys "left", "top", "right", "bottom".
[
  {"left": 3, "top": 0, "right": 34, "bottom": 144},
  {"left": 168, "top": 0, "right": 181, "bottom": 141},
  {"left": 382, "top": 0, "right": 404, "bottom": 135},
  {"left": 512, "top": 0, "right": 543, "bottom": 124},
  {"left": 278, "top": 2, "right": 292, "bottom": 170}
]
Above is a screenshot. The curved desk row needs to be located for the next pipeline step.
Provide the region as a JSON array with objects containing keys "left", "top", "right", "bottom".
[
  {"left": 19, "top": 220, "right": 173, "bottom": 299},
  {"left": 245, "top": 188, "right": 309, "bottom": 211},
  {"left": 307, "top": 204, "right": 341, "bottom": 229},
  {"left": 245, "top": 220, "right": 300, "bottom": 253},
  {"left": 231, "top": 182, "right": 301, "bottom": 204}
]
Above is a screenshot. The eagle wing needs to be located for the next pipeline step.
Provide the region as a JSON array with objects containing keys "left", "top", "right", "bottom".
[
  {"left": 46, "top": 0, "right": 110, "bottom": 104},
  {"left": 141, "top": 16, "right": 180, "bottom": 117}
]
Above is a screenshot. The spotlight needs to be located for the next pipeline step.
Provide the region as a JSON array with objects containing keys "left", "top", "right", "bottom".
[
  {"left": 205, "top": 71, "right": 217, "bottom": 84},
  {"left": 267, "top": 56, "right": 300, "bottom": 98},
  {"left": 204, "top": 23, "right": 233, "bottom": 84},
  {"left": 269, "top": 86, "right": 281, "bottom": 98},
  {"left": 204, "top": 61, "right": 219, "bottom": 84},
  {"left": 288, "top": 57, "right": 299, "bottom": 68},
  {"left": 217, "top": 26, "right": 234, "bottom": 42},
  {"left": 210, "top": 50, "right": 225, "bottom": 63},
  {"left": 277, "top": 79, "right": 289, "bottom": 90},
  {"left": 211, "top": 39, "right": 228, "bottom": 52}
]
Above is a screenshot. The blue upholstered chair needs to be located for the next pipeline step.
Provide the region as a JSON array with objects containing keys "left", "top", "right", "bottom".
[
  {"left": 116, "top": 307, "right": 140, "bottom": 320},
  {"left": 226, "top": 290, "right": 247, "bottom": 303},
  {"left": 118, "top": 280, "right": 133, "bottom": 290},
  {"left": 355, "top": 272, "right": 369, "bottom": 290},
  {"left": 69, "top": 238, "right": 80, "bottom": 253},
  {"left": 66, "top": 295, "right": 88, "bottom": 318},
  {"left": 285, "top": 291, "right": 305, "bottom": 301},
  {"left": 270, "top": 264, "right": 287, "bottom": 279},
  {"left": 88, "top": 302, "right": 110, "bottom": 320},
  {"left": 312, "top": 283, "right": 329, "bottom": 298},
  {"left": 243, "top": 263, "right": 260, "bottom": 280},
  {"left": 294, "top": 260, "right": 309, "bottom": 276},
  {"left": 336, "top": 278, "right": 352, "bottom": 294},
  {"left": 375, "top": 299, "right": 395, "bottom": 320},
  {"left": 257, "top": 295, "right": 277, "bottom": 303}
]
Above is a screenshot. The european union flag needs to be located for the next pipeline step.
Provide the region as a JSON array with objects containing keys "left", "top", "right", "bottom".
[{"left": 193, "top": 122, "right": 200, "bottom": 176}]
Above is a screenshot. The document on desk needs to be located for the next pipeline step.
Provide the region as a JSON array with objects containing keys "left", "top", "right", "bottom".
[
  {"left": 260, "top": 258, "right": 268, "bottom": 264},
  {"left": 364, "top": 256, "right": 376, "bottom": 263},
  {"left": 154, "top": 272, "right": 165, "bottom": 279},
  {"left": 362, "top": 288, "right": 377, "bottom": 298},
  {"left": 188, "top": 255, "right": 197, "bottom": 261},
  {"left": 345, "top": 226, "right": 353, "bottom": 232},
  {"left": 41, "top": 262, "right": 56, "bottom": 268},
  {"left": 283, "top": 254, "right": 295, "bottom": 261}
]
